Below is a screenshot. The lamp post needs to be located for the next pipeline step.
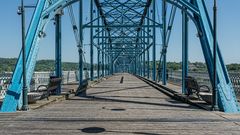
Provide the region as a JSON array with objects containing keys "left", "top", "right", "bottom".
[
  {"left": 19, "top": 0, "right": 28, "bottom": 111},
  {"left": 212, "top": 0, "right": 219, "bottom": 111},
  {"left": 17, "top": 1, "right": 36, "bottom": 111}
]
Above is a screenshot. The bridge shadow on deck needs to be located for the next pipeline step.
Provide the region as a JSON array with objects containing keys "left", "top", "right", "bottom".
[
  {"left": 87, "top": 85, "right": 151, "bottom": 95},
  {"left": 70, "top": 95, "right": 198, "bottom": 110},
  {"left": 71, "top": 74, "right": 201, "bottom": 111}
]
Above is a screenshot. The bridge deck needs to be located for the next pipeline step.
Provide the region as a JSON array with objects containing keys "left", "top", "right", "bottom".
[{"left": 1, "top": 73, "right": 240, "bottom": 134}]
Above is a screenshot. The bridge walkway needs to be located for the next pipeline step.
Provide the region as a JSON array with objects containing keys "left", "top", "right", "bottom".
[{"left": 1, "top": 73, "right": 240, "bottom": 134}]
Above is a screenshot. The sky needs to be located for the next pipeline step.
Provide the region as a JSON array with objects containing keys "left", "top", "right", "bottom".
[{"left": 0, "top": 0, "right": 240, "bottom": 64}]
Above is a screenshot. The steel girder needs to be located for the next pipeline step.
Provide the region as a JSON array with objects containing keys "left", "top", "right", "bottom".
[
  {"left": 96, "top": 0, "right": 240, "bottom": 112},
  {"left": 192, "top": 0, "right": 239, "bottom": 112},
  {"left": 160, "top": 0, "right": 239, "bottom": 112},
  {"left": 1, "top": 0, "right": 81, "bottom": 112},
  {"left": 1, "top": 0, "right": 48, "bottom": 112},
  {"left": 92, "top": 0, "right": 153, "bottom": 73}
]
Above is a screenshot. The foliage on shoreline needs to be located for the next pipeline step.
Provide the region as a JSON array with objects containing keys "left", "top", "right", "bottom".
[
  {"left": 0, "top": 58, "right": 240, "bottom": 73},
  {"left": 0, "top": 58, "right": 81, "bottom": 73}
]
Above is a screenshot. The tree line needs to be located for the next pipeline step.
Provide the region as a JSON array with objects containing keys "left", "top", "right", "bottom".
[{"left": 1, "top": 58, "right": 240, "bottom": 73}]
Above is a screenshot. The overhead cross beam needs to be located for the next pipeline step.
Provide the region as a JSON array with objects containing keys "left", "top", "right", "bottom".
[
  {"left": 94, "top": 0, "right": 110, "bottom": 32},
  {"left": 138, "top": 0, "right": 152, "bottom": 31}
]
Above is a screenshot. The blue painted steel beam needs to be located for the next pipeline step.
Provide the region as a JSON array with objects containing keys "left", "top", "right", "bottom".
[
  {"left": 94, "top": 36, "right": 152, "bottom": 39},
  {"left": 191, "top": 0, "right": 239, "bottom": 112},
  {"left": 166, "top": 5, "right": 177, "bottom": 47},
  {"left": 147, "top": 10, "right": 150, "bottom": 79},
  {"left": 140, "top": 31, "right": 143, "bottom": 76},
  {"left": 166, "top": 0, "right": 199, "bottom": 15},
  {"left": 101, "top": 29, "right": 105, "bottom": 77},
  {"left": 143, "top": 28, "right": 146, "bottom": 77},
  {"left": 152, "top": 0, "right": 156, "bottom": 81},
  {"left": 105, "top": 33, "right": 109, "bottom": 76},
  {"left": 110, "top": 39, "right": 113, "bottom": 75},
  {"left": 162, "top": 0, "right": 167, "bottom": 85},
  {"left": 111, "top": 56, "right": 114, "bottom": 74},
  {"left": 212, "top": 0, "right": 219, "bottom": 111},
  {"left": 1, "top": 0, "right": 47, "bottom": 112},
  {"left": 108, "top": 55, "right": 110, "bottom": 75},
  {"left": 97, "top": 12, "right": 100, "bottom": 79},
  {"left": 83, "top": 25, "right": 162, "bottom": 28},
  {"left": 137, "top": 57, "right": 140, "bottom": 75},
  {"left": 90, "top": 0, "right": 94, "bottom": 81},
  {"left": 134, "top": 57, "right": 137, "bottom": 75},
  {"left": 55, "top": 12, "right": 62, "bottom": 95},
  {"left": 182, "top": 8, "right": 188, "bottom": 94},
  {"left": 79, "top": 0, "right": 83, "bottom": 88},
  {"left": 21, "top": 0, "right": 28, "bottom": 111}
]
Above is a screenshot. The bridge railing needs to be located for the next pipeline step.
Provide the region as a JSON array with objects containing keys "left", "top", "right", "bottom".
[
  {"left": 167, "top": 71, "right": 240, "bottom": 98},
  {"left": 0, "top": 70, "right": 102, "bottom": 92},
  {"left": 145, "top": 69, "right": 240, "bottom": 99},
  {"left": 229, "top": 72, "right": 240, "bottom": 96},
  {"left": 0, "top": 71, "right": 80, "bottom": 92}
]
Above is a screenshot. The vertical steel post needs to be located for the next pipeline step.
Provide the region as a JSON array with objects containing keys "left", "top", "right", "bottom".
[
  {"left": 108, "top": 55, "right": 110, "bottom": 75},
  {"left": 143, "top": 28, "right": 146, "bottom": 77},
  {"left": 135, "top": 57, "right": 137, "bottom": 75},
  {"left": 90, "top": 0, "right": 94, "bottom": 81},
  {"left": 140, "top": 32, "right": 143, "bottom": 76},
  {"left": 162, "top": 0, "right": 167, "bottom": 85},
  {"left": 152, "top": 0, "right": 156, "bottom": 81},
  {"left": 147, "top": 11, "right": 150, "bottom": 79},
  {"left": 110, "top": 55, "right": 112, "bottom": 75},
  {"left": 137, "top": 57, "right": 140, "bottom": 75},
  {"left": 97, "top": 13, "right": 100, "bottom": 79},
  {"left": 104, "top": 46, "right": 106, "bottom": 76},
  {"left": 111, "top": 57, "right": 114, "bottom": 74},
  {"left": 106, "top": 36, "right": 108, "bottom": 76},
  {"left": 102, "top": 29, "right": 105, "bottom": 77},
  {"left": 79, "top": 0, "right": 83, "bottom": 87},
  {"left": 111, "top": 43, "right": 113, "bottom": 75},
  {"left": 109, "top": 41, "right": 111, "bottom": 75},
  {"left": 182, "top": 8, "right": 188, "bottom": 94},
  {"left": 108, "top": 53, "right": 109, "bottom": 76},
  {"left": 105, "top": 32, "right": 108, "bottom": 76},
  {"left": 138, "top": 55, "right": 141, "bottom": 75},
  {"left": 55, "top": 12, "right": 62, "bottom": 94},
  {"left": 110, "top": 44, "right": 112, "bottom": 75},
  {"left": 212, "top": 0, "right": 219, "bottom": 111},
  {"left": 108, "top": 36, "right": 109, "bottom": 75},
  {"left": 21, "top": 0, "right": 28, "bottom": 111},
  {"left": 97, "top": 50, "right": 100, "bottom": 78},
  {"left": 141, "top": 59, "right": 143, "bottom": 77},
  {"left": 131, "top": 62, "right": 133, "bottom": 74},
  {"left": 55, "top": 12, "right": 62, "bottom": 95}
]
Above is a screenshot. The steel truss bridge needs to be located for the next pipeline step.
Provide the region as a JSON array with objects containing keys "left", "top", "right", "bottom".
[{"left": 1, "top": 0, "right": 239, "bottom": 113}]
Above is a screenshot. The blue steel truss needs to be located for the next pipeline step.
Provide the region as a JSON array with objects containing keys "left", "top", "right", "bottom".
[{"left": 1, "top": 0, "right": 239, "bottom": 113}]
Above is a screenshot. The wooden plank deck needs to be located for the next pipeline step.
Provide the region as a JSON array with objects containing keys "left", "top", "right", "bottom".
[{"left": 1, "top": 73, "right": 240, "bottom": 135}]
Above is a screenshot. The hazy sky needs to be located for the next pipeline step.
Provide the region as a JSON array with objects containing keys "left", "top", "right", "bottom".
[{"left": 0, "top": 0, "right": 240, "bottom": 64}]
